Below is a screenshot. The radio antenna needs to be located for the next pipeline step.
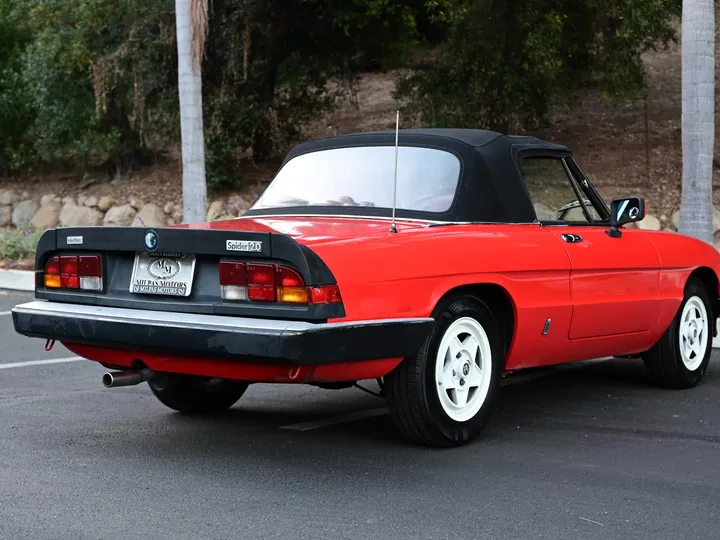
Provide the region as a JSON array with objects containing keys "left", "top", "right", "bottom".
[{"left": 389, "top": 110, "right": 400, "bottom": 234}]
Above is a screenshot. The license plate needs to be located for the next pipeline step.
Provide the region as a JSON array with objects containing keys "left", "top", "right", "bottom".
[{"left": 129, "top": 252, "right": 197, "bottom": 297}]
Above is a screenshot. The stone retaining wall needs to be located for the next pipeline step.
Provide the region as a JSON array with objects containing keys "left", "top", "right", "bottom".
[
  {"left": 2, "top": 187, "right": 720, "bottom": 238},
  {"left": 0, "top": 188, "right": 252, "bottom": 230}
]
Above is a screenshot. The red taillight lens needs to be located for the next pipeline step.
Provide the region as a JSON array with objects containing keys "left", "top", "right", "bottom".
[
  {"left": 44, "top": 254, "right": 102, "bottom": 290},
  {"left": 60, "top": 256, "right": 79, "bottom": 289},
  {"left": 79, "top": 255, "right": 101, "bottom": 277},
  {"left": 247, "top": 264, "right": 275, "bottom": 285},
  {"left": 60, "top": 256, "right": 78, "bottom": 276},
  {"left": 278, "top": 266, "right": 304, "bottom": 287},
  {"left": 61, "top": 274, "right": 80, "bottom": 289},
  {"left": 219, "top": 261, "right": 246, "bottom": 285},
  {"left": 309, "top": 285, "right": 342, "bottom": 304},
  {"left": 46, "top": 256, "right": 60, "bottom": 275},
  {"left": 247, "top": 263, "right": 276, "bottom": 302}
]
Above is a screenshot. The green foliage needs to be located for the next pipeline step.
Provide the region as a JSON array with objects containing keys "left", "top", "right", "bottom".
[
  {"left": 396, "top": 0, "right": 682, "bottom": 131},
  {"left": 21, "top": 0, "right": 177, "bottom": 171},
  {"left": 0, "top": 227, "right": 43, "bottom": 261},
  {"left": 0, "top": 0, "right": 685, "bottom": 191},
  {"left": 200, "top": 0, "right": 422, "bottom": 192},
  {"left": 0, "top": 0, "right": 423, "bottom": 193},
  {"left": 0, "top": 0, "right": 35, "bottom": 173}
]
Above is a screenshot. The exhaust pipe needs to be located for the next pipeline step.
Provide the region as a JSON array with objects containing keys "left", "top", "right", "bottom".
[{"left": 102, "top": 368, "right": 156, "bottom": 388}]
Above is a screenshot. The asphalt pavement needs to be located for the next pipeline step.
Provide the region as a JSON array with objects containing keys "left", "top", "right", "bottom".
[{"left": 1, "top": 289, "right": 719, "bottom": 540}]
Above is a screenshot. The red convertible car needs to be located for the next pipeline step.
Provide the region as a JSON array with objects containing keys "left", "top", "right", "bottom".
[{"left": 12, "top": 129, "right": 720, "bottom": 447}]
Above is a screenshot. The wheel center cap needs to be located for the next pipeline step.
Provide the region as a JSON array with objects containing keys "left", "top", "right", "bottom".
[{"left": 462, "top": 363, "right": 470, "bottom": 377}]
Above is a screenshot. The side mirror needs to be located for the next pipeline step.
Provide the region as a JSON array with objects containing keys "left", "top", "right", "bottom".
[{"left": 606, "top": 197, "right": 645, "bottom": 238}]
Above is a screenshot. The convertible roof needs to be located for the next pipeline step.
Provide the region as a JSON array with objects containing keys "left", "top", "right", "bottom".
[
  {"left": 247, "top": 128, "right": 576, "bottom": 224},
  {"left": 287, "top": 128, "right": 571, "bottom": 157}
]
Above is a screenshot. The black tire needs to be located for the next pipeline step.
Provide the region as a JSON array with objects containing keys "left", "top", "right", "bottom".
[
  {"left": 148, "top": 374, "right": 249, "bottom": 413},
  {"left": 385, "top": 296, "right": 504, "bottom": 447},
  {"left": 642, "top": 277, "right": 714, "bottom": 389}
]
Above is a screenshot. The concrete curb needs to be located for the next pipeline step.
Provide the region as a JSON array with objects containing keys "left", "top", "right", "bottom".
[
  {"left": 1, "top": 267, "right": 719, "bottom": 348},
  {"left": 0, "top": 268, "right": 34, "bottom": 292}
]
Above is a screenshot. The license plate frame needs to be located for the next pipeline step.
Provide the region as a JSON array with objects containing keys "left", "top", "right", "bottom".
[{"left": 129, "top": 252, "right": 197, "bottom": 297}]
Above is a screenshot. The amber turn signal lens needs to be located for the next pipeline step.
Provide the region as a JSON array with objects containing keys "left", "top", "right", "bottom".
[
  {"left": 277, "top": 286, "right": 308, "bottom": 304},
  {"left": 44, "top": 274, "right": 61, "bottom": 288}
]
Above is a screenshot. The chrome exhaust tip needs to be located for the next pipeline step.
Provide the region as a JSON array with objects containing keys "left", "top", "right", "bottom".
[{"left": 102, "top": 368, "right": 155, "bottom": 388}]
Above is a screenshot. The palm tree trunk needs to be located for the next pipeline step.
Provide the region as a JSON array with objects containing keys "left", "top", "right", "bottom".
[
  {"left": 678, "top": 0, "right": 715, "bottom": 243},
  {"left": 175, "top": 0, "right": 207, "bottom": 224}
]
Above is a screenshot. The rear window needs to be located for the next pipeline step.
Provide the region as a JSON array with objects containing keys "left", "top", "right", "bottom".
[{"left": 252, "top": 145, "right": 461, "bottom": 213}]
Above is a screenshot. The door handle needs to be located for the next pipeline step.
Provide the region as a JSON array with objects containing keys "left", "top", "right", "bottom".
[{"left": 561, "top": 234, "right": 583, "bottom": 243}]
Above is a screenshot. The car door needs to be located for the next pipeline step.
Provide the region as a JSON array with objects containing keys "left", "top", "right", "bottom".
[{"left": 519, "top": 155, "right": 661, "bottom": 340}]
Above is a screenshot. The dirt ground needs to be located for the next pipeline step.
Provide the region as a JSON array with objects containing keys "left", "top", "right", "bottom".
[{"left": 1, "top": 17, "right": 719, "bottom": 230}]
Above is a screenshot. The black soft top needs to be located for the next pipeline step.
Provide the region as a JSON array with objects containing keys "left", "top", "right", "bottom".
[{"left": 244, "top": 128, "right": 574, "bottom": 223}]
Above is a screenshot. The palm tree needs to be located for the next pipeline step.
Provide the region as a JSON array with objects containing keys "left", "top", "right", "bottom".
[
  {"left": 175, "top": 0, "right": 208, "bottom": 223},
  {"left": 678, "top": 0, "right": 715, "bottom": 244}
]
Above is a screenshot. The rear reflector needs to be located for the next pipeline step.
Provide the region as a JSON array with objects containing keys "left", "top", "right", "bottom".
[
  {"left": 44, "top": 254, "right": 102, "bottom": 291},
  {"left": 309, "top": 285, "right": 342, "bottom": 304},
  {"left": 218, "top": 260, "right": 340, "bottom": 305}
]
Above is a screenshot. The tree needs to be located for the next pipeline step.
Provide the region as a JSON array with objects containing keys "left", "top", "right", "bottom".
[
  {"left": 678, "top": 0, "right": 715, "bottom": 243},
  {"left": 176, "top": 0, "right": 207, "bottom": 223},
  {"left": 396, "top": 0, "right": 682, "bottom": 132}
]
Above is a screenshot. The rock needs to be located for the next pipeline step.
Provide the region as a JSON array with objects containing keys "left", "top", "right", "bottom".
[
  {"left": 132, "top": 203, "right": 165, "bottom": 227},
  {"left": 62, "top": 196, "right": 75, "bottom": 205},
  {"left": 129, "top": 197, "right": 143, "bottom": 210},
  {"left": 227, "top": 195, "right": 251, "bottom": 216},
  {"left": 714, "top": 242, "right": 720, "bottom": 253},
  {"left": 30, "top": 202, "right": 61, "bottom": 230},
  {"left": 0, "top": 205, "right": 11, "bottom": 227},
  {"left": 163, "top": 202, "right": 176, "bottom": 215},
  {"left": 206, "top": 200, "right": 227, "bottom": 221},
  {"left": 97, "top": 195, "right": 116, "bottom": 211},
  {"left": 40, "top": 194, "right": 58, "bottom": 206},
  {"left": 77, "top": 194, "right": 87, "bottom": 206},
  {"left": 12, "top": 200, "right": 39, "bottom": 227},
  {"left": 670, "top": 208, "right": 720, "bottom": 233},
  {"left": 173, "top": 208, "right": 183, "bottom": 224},
  {"left": 103, "top": 204, "right": 137, "bottom": 226},
  {"left": 533, "top": 202, "right": 555, "bottom": 221},
  {"left": 671, "top": 210, "right": 680, "bottom": 230},
  {"left": 0, "top": 189, "right": 18, "bottom": 206},
  {"left": 662, "top": 227, "right": 675, "bottom": 233},
  {"left": 83, "top": 196, "right": 99, "bottom": 208},
  {"left": 635, "top": 214, "right": 661, "bottom": 231},
  {"left": 59, "top": 202, "right": 104, "bottom": 227}
]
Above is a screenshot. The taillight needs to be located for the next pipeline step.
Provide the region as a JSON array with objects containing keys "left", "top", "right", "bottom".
[
  {"left": 44, "top": 254, "right": 102, "bottom": 291},
  {"left": 309, "top": 285, "right": 342, "bottom": 304},
  {"left": 277, "top": 266, "right": 308, "bottom": 303},
  {"left": 218, "top": 261, "right": 341, "bottom": 305},
  {"left": 218, "top": 261, "right": 247, "bottom": 301},
  {"left": 247, "top": 263, "right": 276, "bottom": 302}
]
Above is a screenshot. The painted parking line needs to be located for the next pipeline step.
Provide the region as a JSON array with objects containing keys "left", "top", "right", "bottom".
[
  {"left": 0, "top": 357, "right": 84, "bottom": 370},
  {"left": 279, "top": 407, "right": 389, "bottom": 431},
  {"left": 0, "top": 311, "right": 12, "bottom": 316}
]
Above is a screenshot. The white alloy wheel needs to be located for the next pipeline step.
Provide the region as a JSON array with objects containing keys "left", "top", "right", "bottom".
[
  {"left": 434, "top": 316, "right": 493, "bottom": 422},
  {"left": 679, "top": 296, "right": 709, "bottom": 371}
]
